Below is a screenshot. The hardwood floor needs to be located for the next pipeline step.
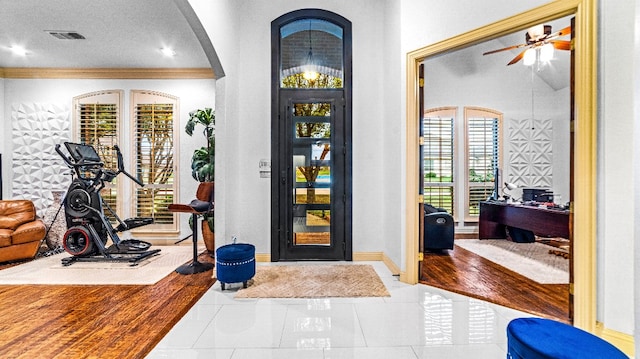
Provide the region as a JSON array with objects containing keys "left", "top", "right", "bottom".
[
  {"left": 420, "top": 241, "right": 570, "bottom": 323},
  {"left": 0, "top": 253, "right": 215, "bottom": 358}
]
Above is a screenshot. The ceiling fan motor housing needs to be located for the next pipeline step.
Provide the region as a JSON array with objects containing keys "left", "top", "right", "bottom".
[{"left": 526, "top": 25, "right": 552, "bottom": 44}]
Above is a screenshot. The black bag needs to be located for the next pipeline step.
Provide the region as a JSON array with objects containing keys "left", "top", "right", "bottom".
[{"left": 507, "top": 226, "right": 535, "bottom": 243}]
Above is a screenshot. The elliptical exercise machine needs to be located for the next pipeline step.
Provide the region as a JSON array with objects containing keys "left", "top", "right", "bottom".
[{"left": 55, "top": 142, "right": 160, "bottom": 266}]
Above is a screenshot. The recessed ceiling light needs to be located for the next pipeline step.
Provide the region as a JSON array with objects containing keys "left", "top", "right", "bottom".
[
  {"left": 10, "top": 45, "right": 27, "bottom": 56},
  {"left": 161, "top": 47, "right": 176, "bottom": 57}
]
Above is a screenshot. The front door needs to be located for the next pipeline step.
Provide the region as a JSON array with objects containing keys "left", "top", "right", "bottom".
[{"left": 274, "top": 89, "right": 349, "bottom": 260}]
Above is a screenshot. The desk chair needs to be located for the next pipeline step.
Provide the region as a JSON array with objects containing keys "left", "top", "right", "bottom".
[{"left": 168, "top": 182, "right": 215, "bottom": 274}]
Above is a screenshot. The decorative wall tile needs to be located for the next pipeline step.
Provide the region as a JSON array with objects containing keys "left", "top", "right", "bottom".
[
  {"left": 11, "top": 103, "right": 72, "bottom": 214},
  {"left": 507, "top": 118, "right": 553, "bottom": 189}
]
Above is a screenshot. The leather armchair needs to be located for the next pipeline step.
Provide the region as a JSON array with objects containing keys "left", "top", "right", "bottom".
[
  {"left": 0, "top": 200, "right": 46, "bottom": 263},
  {"left": 423, "top": 205, "right": 454, "bottom": 251}
]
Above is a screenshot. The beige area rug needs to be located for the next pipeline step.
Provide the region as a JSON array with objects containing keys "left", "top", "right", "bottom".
[
  {"left": 0, "top": 245, "right": 194, "bottom": 285},
  {"left": 455, "top": 239, "right": 569, "bottom": 284},
  {"left": 234, "top": 264, "right": 390, "bottom": 298}
]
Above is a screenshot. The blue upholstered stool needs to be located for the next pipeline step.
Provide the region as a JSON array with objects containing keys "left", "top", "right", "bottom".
[
  {"left": 506, "top": 318, "right": 627, "bottom": 359},
  {"left": 215, "top": 243, "right": 255, "bottom": 290}
]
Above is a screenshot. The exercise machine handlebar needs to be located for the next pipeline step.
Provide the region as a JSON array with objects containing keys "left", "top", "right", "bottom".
[{"left": 114, "top": 145, "right": 144, "bottom": 187}]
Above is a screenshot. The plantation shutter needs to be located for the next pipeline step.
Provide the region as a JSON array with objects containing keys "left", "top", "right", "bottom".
[
  {"left": 131, "top": 90, "right": 178, "bottom": 231},
  {"left": 74, "top": 91, "right": 122, "bottom": 219},
  {"left": 465, "top": 107, "right": 502, "bottom": 220},
  {"left": 422, "top": 108, "right": 455, "bottom": 215}
]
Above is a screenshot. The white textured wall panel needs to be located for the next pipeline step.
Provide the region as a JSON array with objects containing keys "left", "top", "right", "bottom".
[{"left": 11, "top": 102, "right": 72, "bottom": 213}]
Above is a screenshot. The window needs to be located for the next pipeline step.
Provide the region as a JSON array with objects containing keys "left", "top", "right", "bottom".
[
  {"left": 73, "top": 90, "right": 179, "bottom": 233},
  {"left": 131, "top": 90, "right": 178, "bottom": 231},
  {"left": 422, "top": 106, "right": 502, "bottom": 223},
  {"left": 464, "top": 107, "right": 502, "bottom": 220},
  {"left": 73, "top": 90, "right": 122, "bottom": 221},
  {"left": 422, "top": 107, "right": 455, "bottom": 215}
]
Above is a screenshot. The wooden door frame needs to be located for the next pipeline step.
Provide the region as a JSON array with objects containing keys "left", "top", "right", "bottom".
[{"left": 404, "top": 0, "right": 597, "bottom": 332}]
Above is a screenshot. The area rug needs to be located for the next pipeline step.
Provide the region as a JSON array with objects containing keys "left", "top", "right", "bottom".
[
  {"left": 455, "top": 239, "right": 569, "bottom": 284},
  {"left": 234, "top": 264, "right": 390, "bottom": 298},
  {"left": 0, "top": 245, "right": 195, "bottom": 285}
]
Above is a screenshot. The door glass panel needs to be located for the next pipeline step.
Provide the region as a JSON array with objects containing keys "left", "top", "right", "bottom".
[
  {"left": 295, "top": 188, "right": 330, "bottom": 204},
  {"left": 292, "top": 101, "right": 332, "bottom": 247},
  {"left": 280, "top": 19, "right": 344, "bottom": 88}
]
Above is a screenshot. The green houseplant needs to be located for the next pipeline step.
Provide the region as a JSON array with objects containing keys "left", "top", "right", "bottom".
[{"left": 185, "top": 108, "right": 215, "bottom": 254}]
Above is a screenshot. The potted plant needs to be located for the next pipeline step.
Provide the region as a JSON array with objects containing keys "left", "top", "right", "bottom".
[{"left": 185, "top": 108, "right": 215, "bottom": 255}]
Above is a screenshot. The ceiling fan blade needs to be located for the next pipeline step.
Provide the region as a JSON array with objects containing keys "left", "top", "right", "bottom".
[
  {"left": 550, "top": 40, "right": 571, "bottom": 51},
  {"left": 483, "top": 43, "right": 527, "bottom": 56},
  {"left": 554, "top": 25, "right": 572, "bottom": 37},
  {"left": 547, "top": 25, "right": 572, "bottom": 40},
  {"left": 507, "top": 50, "right": 526, "bottom": 65}
]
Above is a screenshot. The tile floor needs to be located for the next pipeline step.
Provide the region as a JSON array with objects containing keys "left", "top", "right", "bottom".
[{"left": 147, "top": 261, "right": 532, "bottom": 358}]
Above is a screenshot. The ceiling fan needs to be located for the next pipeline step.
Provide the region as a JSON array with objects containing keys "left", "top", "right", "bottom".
[{"left": 483, "top": 24, "right": 572, "bottom": 65}]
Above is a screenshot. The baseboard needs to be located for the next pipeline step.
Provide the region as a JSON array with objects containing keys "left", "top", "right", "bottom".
[
  {"left": 254, "top": 251, "right": 402, "bottom": 277},
  {"left": 255, "top": 253, "right": 270, "bottom": 262},
  {"left": 381, "top": 253, "right": 401, "bottom": 276},
  {"left": 353, "top": 252, "right": 383, "bottom": 261},
  {"left": 595, "top": 322, "right": 635, "bottom": 357}
]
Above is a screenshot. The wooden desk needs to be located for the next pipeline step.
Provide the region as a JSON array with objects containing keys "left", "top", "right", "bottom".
[{"left": 479, "top": 201, "right": 570, "bottom": 239}]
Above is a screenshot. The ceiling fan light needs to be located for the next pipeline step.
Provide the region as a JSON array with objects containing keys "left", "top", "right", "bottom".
[
  {"left": 540, "top": 43, "right": 554, "bottom": 62},
  {"left": 523, "top": 48, "right": 536, "bottom": 66}
]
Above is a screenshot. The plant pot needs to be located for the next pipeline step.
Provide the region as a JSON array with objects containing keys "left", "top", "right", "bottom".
[{"left": 202, "top": 221, "right": 215, "bottom": 257}]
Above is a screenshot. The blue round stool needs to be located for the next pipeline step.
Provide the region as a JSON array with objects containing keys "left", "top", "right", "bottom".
[
  {"left": 215, "top": 243, "right": 255, "bottom": 290},
  {"left": 507, "top": 318, "right": 628, "bottom": 359}
]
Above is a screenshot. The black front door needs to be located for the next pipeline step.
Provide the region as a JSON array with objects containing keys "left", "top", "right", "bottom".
[{"left": 273, "top": 89, "right": 349, "bottom": 260}]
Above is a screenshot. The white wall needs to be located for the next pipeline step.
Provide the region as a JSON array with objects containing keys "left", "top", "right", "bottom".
[
  {"left": 599, "top": 0, "right": 636, "bottom": 336},
  {"left": 634, "top": 0, "right": 640, "bottom": 351},
  {"left": 2, "top": 78, "right": 216, "bottom": 236},
  {"left": 382, "top": 0, "right": 403, "bottom": 268}
]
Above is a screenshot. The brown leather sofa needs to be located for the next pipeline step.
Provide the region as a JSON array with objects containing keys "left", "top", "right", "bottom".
[{"left": 0, "top": 200, "right": 46, "bottom": 263}]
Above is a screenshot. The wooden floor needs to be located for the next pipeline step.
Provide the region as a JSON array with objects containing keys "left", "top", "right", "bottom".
[
  {"left": 420, "top": 241, "right": 571, "bottom": 323},
  {"left": 0, "top": 252, "right": 215, "bottom": 358}
]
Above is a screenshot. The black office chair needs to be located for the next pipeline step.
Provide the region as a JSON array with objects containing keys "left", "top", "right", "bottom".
[{"left": 423, "top": 204, "right": 454, "bottom": 251}]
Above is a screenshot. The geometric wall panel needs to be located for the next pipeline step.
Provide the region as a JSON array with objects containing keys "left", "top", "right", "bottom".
[
  {"left": 11, "top": 102, "right": 72, "bottom": 214},
  {"left": 507, "top": 118, "right": 553, "bottom": 189}
]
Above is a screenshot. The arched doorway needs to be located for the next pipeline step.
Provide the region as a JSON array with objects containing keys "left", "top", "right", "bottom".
[{"left": 271, "top": 9, "right": 352, "bottom": 261}]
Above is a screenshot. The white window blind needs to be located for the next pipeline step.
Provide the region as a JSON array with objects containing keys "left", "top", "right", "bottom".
[
  {"left": 131, "top": 90, "right": 178, "bottom": 230},
  {"left": 422, "top": 108, "right": 455, "bottom": 215},
  {"left": 73, "top": 91, "right": 122, "bottom": 220},
  {"left": 465, "top": 107, "right": 502, "bottom": 220}
]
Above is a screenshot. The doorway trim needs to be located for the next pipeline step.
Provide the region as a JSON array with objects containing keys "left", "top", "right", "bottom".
[{"left": 404, "top": 0, "right": 596, "bottom": 332}]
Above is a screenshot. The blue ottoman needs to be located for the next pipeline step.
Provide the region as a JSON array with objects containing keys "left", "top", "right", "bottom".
[
  {"left": 507, "top": 318, "right": 627, "bottom": 359},
  {"left": 215, "top": 243, "right": 255, "bottom": 290}
]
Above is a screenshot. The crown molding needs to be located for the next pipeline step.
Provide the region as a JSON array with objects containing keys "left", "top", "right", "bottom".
[{"left": 0, "top": 67, "right": 214, "bottom": 79}]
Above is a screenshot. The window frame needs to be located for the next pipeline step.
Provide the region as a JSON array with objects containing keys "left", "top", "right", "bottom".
[
  {"left": 72, "top": 90, "right": 124, "bottom": 221},
  {"left": 422, "top": 107, "right": 457, "bottom": 217},
  {"left": 129, "top": 90, "right": 180, "bottom": 234},
  {"left": 463, "top": 107, "right": 503, "bottom": 222}
]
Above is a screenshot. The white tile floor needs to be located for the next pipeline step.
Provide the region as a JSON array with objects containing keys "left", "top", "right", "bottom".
[{"left": 146, "top": 261, "right": 532, "bottom": 358}]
